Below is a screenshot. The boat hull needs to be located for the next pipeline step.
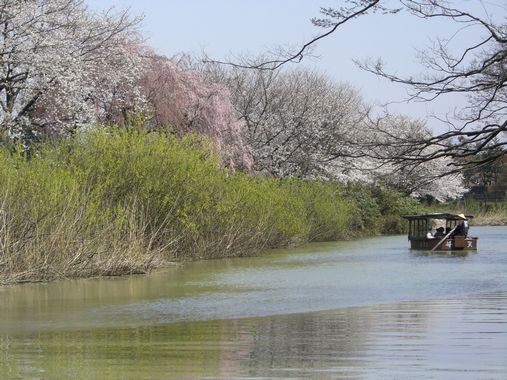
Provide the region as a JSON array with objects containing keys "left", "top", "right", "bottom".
[{"left": 409, "top": 236, "right": 478, "bottom": 251}]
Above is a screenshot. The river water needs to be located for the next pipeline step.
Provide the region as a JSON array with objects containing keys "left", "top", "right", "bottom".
[{"left": 1, "top": 226, "right": 506, "bottom": 379}]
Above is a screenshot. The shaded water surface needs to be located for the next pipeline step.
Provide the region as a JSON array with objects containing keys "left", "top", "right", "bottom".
[{"left": 1, "top": 226, "right": 506, "bottom": 379}]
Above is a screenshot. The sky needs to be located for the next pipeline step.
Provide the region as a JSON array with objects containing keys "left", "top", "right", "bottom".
[{"left": 86, "top": 0, "right": 502, "bottom": 133}]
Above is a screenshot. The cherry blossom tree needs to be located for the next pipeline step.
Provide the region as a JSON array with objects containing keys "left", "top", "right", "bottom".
[
  {"left": 0, "top": 0, "right": 143, "bottom": 144},
  {"left": 203, "top": 61, "right": 465, "bottom": 198},
  {"left": 362, "top": 114, "right": 466, "bottom": 200},
  {"left": 0, "top": 0, "right": 251, "bottom": 168},
  {"left": 140, "top": 54, "right": 252, "bottom": 169},
  {"left": 212, "top": 0, "right": 506, "bottom": 174},
  {"left": 203, "top": 64, "right": 366, "bottom": 177}
]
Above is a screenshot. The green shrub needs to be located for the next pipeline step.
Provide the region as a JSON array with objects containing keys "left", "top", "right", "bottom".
[
  {"left": 0, "top": 126, "right": 424, "bottom": 284},
  {"left": 372, "top": 186, "right": 424, "bottom": 234}
]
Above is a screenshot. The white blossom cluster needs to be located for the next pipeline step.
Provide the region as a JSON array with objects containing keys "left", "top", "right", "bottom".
[
  {"left": 217, "top": 68, "right": 366, "bottom": 177},
  {"left": 0, "top": 1, "right": 469, "bottom": 201},
  {"left": 362, "top": 115, "right": 467, "bottom": 201},
  {"left": 0, "top": 0, "right": 144, "bottom": 141},
  {"left": 208, "top": 66, "right": 466, "bottom": 200}
]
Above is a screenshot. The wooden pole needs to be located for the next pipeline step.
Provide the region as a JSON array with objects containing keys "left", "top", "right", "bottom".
[{"left": 431, "top": 225, "right": 459, "bottom": 252}]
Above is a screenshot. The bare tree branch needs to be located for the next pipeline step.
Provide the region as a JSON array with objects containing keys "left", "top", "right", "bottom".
[{"left": 204, "top": 0, "right": 385, "bottom": 70}]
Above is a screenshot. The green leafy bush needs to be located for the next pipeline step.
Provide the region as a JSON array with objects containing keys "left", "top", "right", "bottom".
[{"left": 0, "top": 127, "right": 422, "bottom": 284}]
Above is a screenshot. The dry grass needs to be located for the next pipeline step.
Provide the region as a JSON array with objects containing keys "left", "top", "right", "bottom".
[
  {"left": 470, "top": 213, "right": 507, "bottom": 226},
  {"left": 0, "top": 200, "right": 169, "bottom": 285}
]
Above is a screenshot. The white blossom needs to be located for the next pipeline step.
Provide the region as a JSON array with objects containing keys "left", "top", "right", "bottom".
[{"left": 0, "top": 0, "right": 144, "bottom": 141}]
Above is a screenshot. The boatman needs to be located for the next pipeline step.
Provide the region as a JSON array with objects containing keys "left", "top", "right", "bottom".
[{"left": 455, "top": 214, "right": 469, "bottom": 237}]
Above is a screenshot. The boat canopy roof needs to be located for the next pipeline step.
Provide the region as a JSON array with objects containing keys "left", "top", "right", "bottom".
[{"left": 403, "top": 213, "right": 473, "bottom": 221}]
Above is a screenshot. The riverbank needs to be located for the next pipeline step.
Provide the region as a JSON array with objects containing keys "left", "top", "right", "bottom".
[
  {"left": 0, "top": 128, "right": 423, "bottom": 285},
  {"left": 439, "top": 200, "right": 507, "bottom": 226},
  {"left": 471, "top": 213, "right": 507, "bottom": 226}
]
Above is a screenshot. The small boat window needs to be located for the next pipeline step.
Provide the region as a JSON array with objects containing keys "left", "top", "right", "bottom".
[{"left": 409, "top": 218, "right": 430, "bottom": 238}]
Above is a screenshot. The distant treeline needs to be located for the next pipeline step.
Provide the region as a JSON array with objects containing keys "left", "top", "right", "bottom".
[{"left": 0, "top": 127, "right": 423, "bottom": 284}]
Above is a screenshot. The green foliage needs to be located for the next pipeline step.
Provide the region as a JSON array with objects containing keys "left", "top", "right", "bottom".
[
  {"left": 0, "top": 127, "right": 421, "bottom": 283},
  {"left": 372, "top": 186, "right": 425, "bottom": 234},
  {"left": 279, "top": 180, "right": 351, "bottom": 241},
  {"left": 341, "top": 183, "right": 423, "bottom": 235},
  {"left": 341, "top": 183, "right": 382, "bottom": 234}
]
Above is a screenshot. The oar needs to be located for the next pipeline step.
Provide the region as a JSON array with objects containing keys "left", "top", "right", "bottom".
[{"left": 431, "top": 225, "right": 458, "bottom": 252}]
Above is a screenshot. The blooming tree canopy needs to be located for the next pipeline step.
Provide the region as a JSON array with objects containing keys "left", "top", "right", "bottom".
[
  {"left": 204, "top": 65, "right": 366, "bottom": 177},
  {"left": 362, "top": 114, "right": 466, "bottom": 200},
  {"left": 0, "top": 0, "right": 143, "bottom": 143},
  {"left": 141, "top": 55, "right": 252, "bottom": 169},
  {"left": 0, "top": 0, "right": 251, "bottom": 168},
  {"left": 0, "top": 0, "right": 467, "bottom": 199},
  {"left": 204, "top": 63, "right": 465, "bottom": 199}
]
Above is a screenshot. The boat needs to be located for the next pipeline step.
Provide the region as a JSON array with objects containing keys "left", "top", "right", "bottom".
[{"left": 403, "top": 213, "right": 478, "bottom": 251}]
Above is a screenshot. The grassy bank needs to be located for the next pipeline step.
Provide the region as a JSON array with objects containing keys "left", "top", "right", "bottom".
[
  {"left": 440, "top": 198, "right": 507, "bottom": 226},
  {"left": 0, "top": 128, "right": 422, "bottom": 284}
]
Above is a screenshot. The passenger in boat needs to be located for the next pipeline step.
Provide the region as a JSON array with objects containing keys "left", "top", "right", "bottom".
[
  {"left": 434, "top": 227, "right": 445, "bottom": 238},
  {"left": 426, "top": 228, "right": 434, "bottom": 239}
]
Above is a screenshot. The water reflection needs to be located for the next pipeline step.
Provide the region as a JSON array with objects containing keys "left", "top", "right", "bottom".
[
  {"left": 1, "top": 291, "right": 506, "bottom": 379},
  {"left": 3, "top": 228, "right": 507, "bottom": 332},
  {"left": 1, "top": 226, "right": 506, "bottom": 378}
]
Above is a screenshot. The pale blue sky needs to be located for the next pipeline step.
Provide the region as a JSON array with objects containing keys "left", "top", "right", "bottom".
[{"left": 86, "top": 0, "right": 501, "bottom": 132}]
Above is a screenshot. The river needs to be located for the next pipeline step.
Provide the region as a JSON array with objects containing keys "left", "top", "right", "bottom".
[{"left": 1, "top": 226, "right": 506, "bottom": 379}]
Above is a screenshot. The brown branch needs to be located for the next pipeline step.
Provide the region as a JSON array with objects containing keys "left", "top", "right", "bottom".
[{"left": 204, "top": 0, "right": 381, "bottom": 70}]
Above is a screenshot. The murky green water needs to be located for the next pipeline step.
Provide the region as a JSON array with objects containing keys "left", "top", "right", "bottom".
[{"left": 1, "top": 226, "right": 506, "bottom": 379}]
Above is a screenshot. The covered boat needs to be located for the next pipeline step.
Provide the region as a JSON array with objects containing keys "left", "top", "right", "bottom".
[{"left": 403, "top": 213, "right": 478, "bottom": 251}]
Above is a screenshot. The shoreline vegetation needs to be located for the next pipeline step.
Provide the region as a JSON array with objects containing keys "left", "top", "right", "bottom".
[
  {"left": 0, "top": 127, "right": 426, "bottom": 285},
  {"left": 1, "top": 1, "right": 505, "bottom": 289},
  {"left": 445, "top": 204, "right": 507, "bottom": 227}
]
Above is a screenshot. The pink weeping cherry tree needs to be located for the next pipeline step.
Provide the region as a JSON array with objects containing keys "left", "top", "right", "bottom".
[{"left": 140, "top": 54, "right": 252, "bottom": 170}]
